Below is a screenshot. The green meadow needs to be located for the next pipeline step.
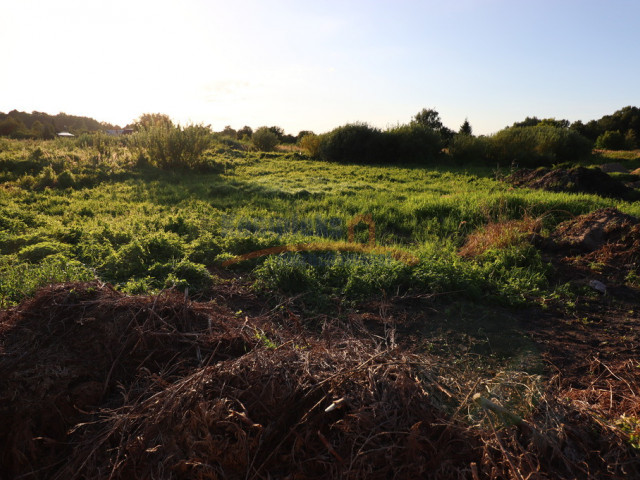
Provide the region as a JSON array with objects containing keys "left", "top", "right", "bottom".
[{"left": 1, "top": 136, "right": 639, "bottom": 308}]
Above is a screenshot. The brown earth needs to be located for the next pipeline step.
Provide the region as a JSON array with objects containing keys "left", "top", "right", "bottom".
[
  {"left": 1, "top": 208, "right": 640, "bottom": 479},
  {"left": 507, "top": 166, "right": 637, "bottom": 200}
]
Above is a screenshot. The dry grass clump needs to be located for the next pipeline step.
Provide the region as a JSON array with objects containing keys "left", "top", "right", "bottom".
[{"left": 459, "top": 217, "right": 542, "bottom": 257}]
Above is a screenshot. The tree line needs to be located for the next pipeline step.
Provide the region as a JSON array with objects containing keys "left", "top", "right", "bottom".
[
  {"left": 0, "top": 110, "right": 119, "bottom": 139},
  {"left": 2, "top": 106, "right": 639, "bottom": 168}
]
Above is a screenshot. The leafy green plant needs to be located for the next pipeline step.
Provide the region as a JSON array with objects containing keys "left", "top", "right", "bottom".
[
  {"left": 0, "top": 254, "right": 94, "bottom": 308},
  {"left": 251, "top": 127, "right": 279, "bottom": 151},
  {"left": 18, "top": 241, "right": 71, "bottom": 262}
]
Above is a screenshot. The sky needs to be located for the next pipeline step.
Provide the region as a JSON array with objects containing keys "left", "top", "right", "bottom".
[{"left": 1, "top": 0, "right": 639, "bottom": 135}]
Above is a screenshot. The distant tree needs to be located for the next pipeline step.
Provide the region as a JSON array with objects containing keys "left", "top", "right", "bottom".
[
  {"left": 512, "top": 116, "right": 541, "bottom": 128},
  {"left": 458, "top": 119, "right": 472, "bottom": 136},
  {"left": 296, "top": 130, "right": 314, "bottom": 142},
  {"left": 252, "top": 127, "right": 279, "bottom": 151},
  {"left": 221, "top": 125, "right": 237, "bottom": 138},
  {"left": 0, "top": 116, "right": 27, "bottom": 137},
  {"left": 538, "top": 118, "right": 570, "bottom": 129},
  {"left": 412, "top": 108, "right": 453, "bottom": 144},
  {"left": 133, "top": 113, "right": 174, "bottom": 131},
  {"left": 30, "top": 120, "right": 45, "bottom": 139},
  {"left": 579, "top": 120, "right": 602, "bottom": 142},
  {"left": 41, "top": 123, "right": 55, "bottom": 139},
  {"left": 268, "top": 126, "right": 285, "bottom": 141},
  {"left": 595, "top": 130, "right": 625, "bottom": 150},
  {"left": 237, "top": 126, "right": 253, "bottom": 140},
  {"left": 0, "top": 109, "right": 116, "bottom": 135},
  {"left": 625, "top": 129, "right": 638, "bottom": 149},
  {"left": 412, "top": 108, "right": 443, "bottom": 130}
]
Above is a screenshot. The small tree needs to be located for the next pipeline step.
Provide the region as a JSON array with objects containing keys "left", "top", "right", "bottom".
[
  {"left": 459, "top": 119, "right": 472, "bottom": 136},
  {"left": 252, "top": 127, "right": 279, "bottom": 151}
]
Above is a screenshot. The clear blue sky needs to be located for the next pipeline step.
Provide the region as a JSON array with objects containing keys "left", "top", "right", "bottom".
[{"left": 1, "top": 0, "right": 638, "bottom": 135}]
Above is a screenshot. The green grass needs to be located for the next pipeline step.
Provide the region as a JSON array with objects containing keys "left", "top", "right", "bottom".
[{"left": 0, "top": 138, "right": 638, "bottom": 307}]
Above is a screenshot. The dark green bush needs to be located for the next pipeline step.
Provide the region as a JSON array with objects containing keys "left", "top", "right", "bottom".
[
  {"left": 56, "top": 170, "right": 76, "bottom": 188},
  {"left": 316, "top": 122, "right": 443, "bottom": 164},
  {"left": 317, "top": 123, "right": 385, "bottom": 163},
  {"left": 489, "top": 125, "right": 592, "bottom": 167},
  {"left": 449, "top": 134, "right": 491, "bottom": 163},
  {"left": 595, "top": 130, "right": 625, "bottom": 150},
  {"left": 251, "top": 127, "right": 279, "bottom": 151},
  {"left": 386, "top": 123, "right": 443, "bottom": 163}
]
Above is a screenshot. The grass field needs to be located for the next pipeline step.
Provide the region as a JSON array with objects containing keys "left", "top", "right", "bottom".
[{"left": 1, "top": 137, "right": 639, "bottom": 308}]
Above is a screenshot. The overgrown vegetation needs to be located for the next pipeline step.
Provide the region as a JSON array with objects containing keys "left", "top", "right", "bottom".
[
  {"left": 1, "top": 135, "right": 639, "bottom": 309},
  {"left": 127, "top": 123, "right": 213, "bottom": 169}
]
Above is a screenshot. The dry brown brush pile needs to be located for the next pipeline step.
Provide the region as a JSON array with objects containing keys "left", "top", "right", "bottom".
[{"left": 1, "top": 282, "right": 638, "bottom": 479}]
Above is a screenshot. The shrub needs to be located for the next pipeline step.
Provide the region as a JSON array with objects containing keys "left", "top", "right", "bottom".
[
  {"left": 18, "top": 241, "right": 72, "bottom": 263},
  {"left": 385, "top": 123, "right": 443, "bottom": 163},
  {"left": 595, "top": 130, "right": 625, "bottom": 150},
  {"left": 317, "top": 123, "right": 386, "bottom": 163},
  {"left": 490, "top": 125, "right": 592, "bottom": 167},
  {"left": 315, "top": 123, "right": 443, "bottom": 164},
  {"left": 127, "top": 123, "right": 212, "bottom": 169},
  {"left": 56, "top": 170, "right": 76, "bottom": 189},
  {"left": 251, "top": 127, "right": 279, "bottom": 151},
  {"left": 167, "top": 260, "right": 215, "bottom": 292},
  {"left": 449, "top": 134, "right": 491, "bottom": 164},
  {"left": 298, "top": 133, "right": 322, "bottom": 157},
  {"left": 35, "top": 165, "right": 57, "bottom": 189}
]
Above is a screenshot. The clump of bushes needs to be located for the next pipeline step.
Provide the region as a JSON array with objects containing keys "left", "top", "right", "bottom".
[
  {"left": 488, "top": 125, "right": 592, "bottom": 167},
  {"left": 127, "top": 123, "right": 212, "bottom": 169},
  {"left": 251, "top": 127, "right": 279, "bottom": 151},
  {"left": 298, "top": 133, "right": 321, "bottom": 157},
  {"left": 448, "top": 134, "right": 491, "bottom": 164},
  {"left": 313, "top": 123, "right": 443, "bottom": 164},
  {"left": 595, "top": 130, "right": 626, "bottom": 150}
]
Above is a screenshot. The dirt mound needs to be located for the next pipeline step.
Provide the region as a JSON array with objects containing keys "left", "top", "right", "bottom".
[
  {"left": 543, "top": 208, "right": 640, "bottom": 287},
  {"left": 549, "top": 208, "right": 639, "bottom": 252},
  {"left": 1, "top": 282, "right": 638, "bottom": 479},
  {"left": 0, "top": 282, "right": 254, "bottom": 478},
  {"left": 508, "top": 167, "right": 636, "bottom": 199}
]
